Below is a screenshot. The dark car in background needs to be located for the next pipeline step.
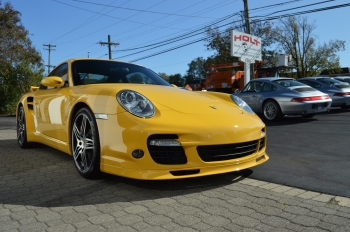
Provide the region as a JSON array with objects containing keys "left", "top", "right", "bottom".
[
  {"left": 333, "top": 76, "right": 350, "bottom": 85},
  {"left": 298, "top": 77, "right": 350, "bottom": 109},
  {"left": 234, "top": 77, "right": 332, "bottom": 121}
]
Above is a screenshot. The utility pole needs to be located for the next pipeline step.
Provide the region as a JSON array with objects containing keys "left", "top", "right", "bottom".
[
  {"left": 98, "top": 35, "right": 119, "bottom": 60},
  {"left": 43, "top": 44, "right": 56, "bottom": 75},
  {"left": 243, "top": 0, "right": 254, "bottom": 81},
  {"left": 243, "top": 0, "right": 251, "bottom": 34}
]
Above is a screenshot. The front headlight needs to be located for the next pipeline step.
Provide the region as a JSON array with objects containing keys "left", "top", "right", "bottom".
[
  {"left": 230, "top": 94, "right": 254, "bottom": 115},
  {"left": 117, "top": 90, "right": 155, "bottom": 118}
]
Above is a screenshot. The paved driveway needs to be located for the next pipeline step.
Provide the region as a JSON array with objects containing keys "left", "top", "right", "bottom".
[{"left": 1, "top": 116, "right": 350, "bottom": 231}]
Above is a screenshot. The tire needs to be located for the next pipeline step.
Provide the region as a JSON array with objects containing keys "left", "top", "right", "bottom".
[
  {"left": 71, "top": 107, "right": 101, "bottom": 179},
  {"left": 301, "top": 114, "right": 315, "bottom": 118},
  {"left": 262, "top": 100, "right": 283, "bottom": 121},
  {"left": 17, "top": 106, "right": 30, "bottom": 148}
]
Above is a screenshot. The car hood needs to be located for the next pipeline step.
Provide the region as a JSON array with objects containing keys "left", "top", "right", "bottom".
[
  {"left": 85, "top": 84, "right": 243, "bottom": 114},
  {"left": 132, "top": 85, "right": 243, "bottom": 114}
]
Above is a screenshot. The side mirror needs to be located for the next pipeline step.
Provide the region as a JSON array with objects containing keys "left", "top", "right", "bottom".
[
  {"left": 41, "top": 76, "right": 64, "bottom": 87},
  {"left": 30, "top": 86, "right": 39, "bottom": 92},
  {"left": 234, "top": 89, "right": 240, "bottom": 94}
]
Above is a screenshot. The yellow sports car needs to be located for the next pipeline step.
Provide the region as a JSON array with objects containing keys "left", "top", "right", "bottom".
[{"left": 17, "top": 58, "right": 268, "bottom": 179}]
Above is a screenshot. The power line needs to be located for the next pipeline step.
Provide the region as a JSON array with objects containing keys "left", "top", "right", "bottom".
[
  {"left": 72, "top": 0, "right": 216, "bottom": 18},
  {"left": 53, "top": 0, "right": 232, "bottom": 61},
  {"left": 127, "top": 2, "right": 350, "bottom": 62},
  {"left": 48, "top": 0, "right": 122, "bottom": 44},
  {"left": 114, "top": 13, "right": 239, "bottom": 53},
  {"left": 112, "top": 0, "right": 313, "bottom": 54}
]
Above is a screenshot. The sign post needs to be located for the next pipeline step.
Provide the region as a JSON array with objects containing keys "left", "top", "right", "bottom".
[{"left": 230, "top": 30, "right": 262, "bottom": 86}]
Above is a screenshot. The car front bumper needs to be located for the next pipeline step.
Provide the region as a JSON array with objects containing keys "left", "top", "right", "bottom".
[{"left": 97, "top": 111, "right": 268, "bottom": 180}]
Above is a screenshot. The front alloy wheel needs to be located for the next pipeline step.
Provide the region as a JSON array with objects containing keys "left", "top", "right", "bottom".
[{"left": 71, "top": 107, "right": 100, "bottom": 178}]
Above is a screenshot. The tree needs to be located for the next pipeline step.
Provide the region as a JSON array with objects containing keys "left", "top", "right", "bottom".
[
  {"left": 186, "top": 57, "right": 206, "bottom": 80},
  {"left": 0, "top": 1, "right": 44, "bottom": 114},
  {"left": 158, "top": 72, "right": 169, "bottom": 82},
  {"left": 273, "top": 16, "right": 345, "bottom": 78},
  {"left": 168, "top": 73, "right": 184, "bottom": 87}
]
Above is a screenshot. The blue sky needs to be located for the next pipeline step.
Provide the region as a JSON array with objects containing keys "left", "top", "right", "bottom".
[{"left": 5, "top": 0, "right": 350, "bottom": 76}]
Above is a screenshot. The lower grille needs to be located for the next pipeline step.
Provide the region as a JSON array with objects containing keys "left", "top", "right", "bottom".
[
  {"left": 197, "top": 140, "right": 259, "bottom": 162},
  {"left": 147, "top": 134, "right": 187, "bottom": 165}
]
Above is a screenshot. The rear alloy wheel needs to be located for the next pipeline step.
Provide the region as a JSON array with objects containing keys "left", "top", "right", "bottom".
[
  {"left": 263, "top": 100, "right": 283, "bottom": 121},
  {"left": 301, "top": 114, "right": 315, "bottom": 118},
  {"left": 17, "top": 106, "right": 30, "bottom": 148},
  {"left": 71, "top": 107, "right": 100, "bottom": 179}
]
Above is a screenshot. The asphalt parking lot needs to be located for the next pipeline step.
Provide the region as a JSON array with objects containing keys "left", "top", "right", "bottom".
[
  {"left": 252, "top": 108, "right": 350, "bottom": 198},
  {"left": 1, "top": 113, "right": 350, "bottom": 231}
]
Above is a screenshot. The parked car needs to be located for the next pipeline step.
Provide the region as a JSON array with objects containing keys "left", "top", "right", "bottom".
[
  {"left": 234, "top": 77, "right": 332, "bottom": 121},
  {"left": 298, "top": 77, "right": 350, "bottom": 109},
  {"left": 333, "top": 76, "right": 350, "bottom": 85},
  {"left": 16, "top": 58, "right": 269, "bottom": 180}
]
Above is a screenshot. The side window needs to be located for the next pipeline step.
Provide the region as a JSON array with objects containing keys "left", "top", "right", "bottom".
[
  {"left": 49, "top": 63, "right": 68, "bottom": 87},
  {"left": 242, "top": 82, "right": 263, "bottom": 92},
  {"left": 261, "top": 83, "right": 277, "bottom": 92}
]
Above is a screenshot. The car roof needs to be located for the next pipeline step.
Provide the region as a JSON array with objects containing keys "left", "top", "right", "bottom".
[
  {"left": 333, "top": 76, "right": 350, "bottom": 79},
  {"left": 56, "top": 58, "right": 145, "bottom": 68},
  {"left": 298, "top": 76, "right": 334, "bottom": 80},
  {"left": 251, "top": 77, "right": 294, "bottom": 82}
]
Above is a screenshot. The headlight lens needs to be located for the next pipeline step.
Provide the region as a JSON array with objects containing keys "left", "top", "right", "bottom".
[
  {"left": 230, "top": 94, "right": 254, "bottom": 115},
  {"left": 117, "top": 90, "right": 155, "bottom": 118}
]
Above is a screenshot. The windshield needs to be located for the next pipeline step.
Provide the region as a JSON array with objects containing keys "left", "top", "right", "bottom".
[
  {"left": 71, "top": 60, "right": 172, "bottom": 86},
  {"left": 272, "top": 79, "right": 305, "bottom": 87},
  {"left": 317, "top": 78, "right": 345, "bottom": 85},
  {"left": 335, "top": 78, "right": 350, "bottom": 84}
]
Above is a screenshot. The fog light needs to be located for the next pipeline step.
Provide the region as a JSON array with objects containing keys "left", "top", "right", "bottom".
[
  {"left": 149, "top": 139, "right": 181, "bottom": 146},
  {"left": 132, "top": 149, "right": 144, "bottom": 158}
]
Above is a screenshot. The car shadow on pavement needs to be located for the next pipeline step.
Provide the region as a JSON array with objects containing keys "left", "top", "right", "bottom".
[
  {"left": 260, "top": 108, "right": 350, "bottom": 127},
  {"left": 0, "top": 139, "right": 254, "bottom": 208}
]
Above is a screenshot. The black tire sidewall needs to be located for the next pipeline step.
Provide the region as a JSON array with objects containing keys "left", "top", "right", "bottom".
[{"left": 17, "top": 106, "right": 29, "bottom": 148}]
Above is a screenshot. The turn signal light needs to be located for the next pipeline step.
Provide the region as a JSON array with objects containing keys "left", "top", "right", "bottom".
[{"left": 149, "top": 139, "right": 181, "bottom": 146}]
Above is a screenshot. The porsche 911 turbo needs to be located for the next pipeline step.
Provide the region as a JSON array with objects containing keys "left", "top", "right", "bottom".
[{"left": 17, "top": 58, "right": 268, "bottom": 180}]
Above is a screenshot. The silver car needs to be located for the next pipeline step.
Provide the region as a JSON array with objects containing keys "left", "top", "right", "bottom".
[
  {"left": 235, "top": 77, "right": 332, "bottom": 121},
  {"left": 298, "top": 77, "right": 350, "bottom": 109},
  {"left": 333, "top": 76, "right": 350, "bottom": 85}
]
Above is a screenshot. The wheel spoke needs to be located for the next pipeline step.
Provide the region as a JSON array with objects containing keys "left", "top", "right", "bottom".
[
  {"left": 85, "top": 138, "right": 94, "bottom": 150},
  {"left": 81, "top": 115, "right": 87, "bottom": 136},
  {"left": 73, "top": 124, "right": 82, "bottom": 141},
  {"left": 81, "top": 151, "right": 88, "bottom": 169},
  {"left": 73, "top": 144, "right": 83, "bottom": 160}
]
